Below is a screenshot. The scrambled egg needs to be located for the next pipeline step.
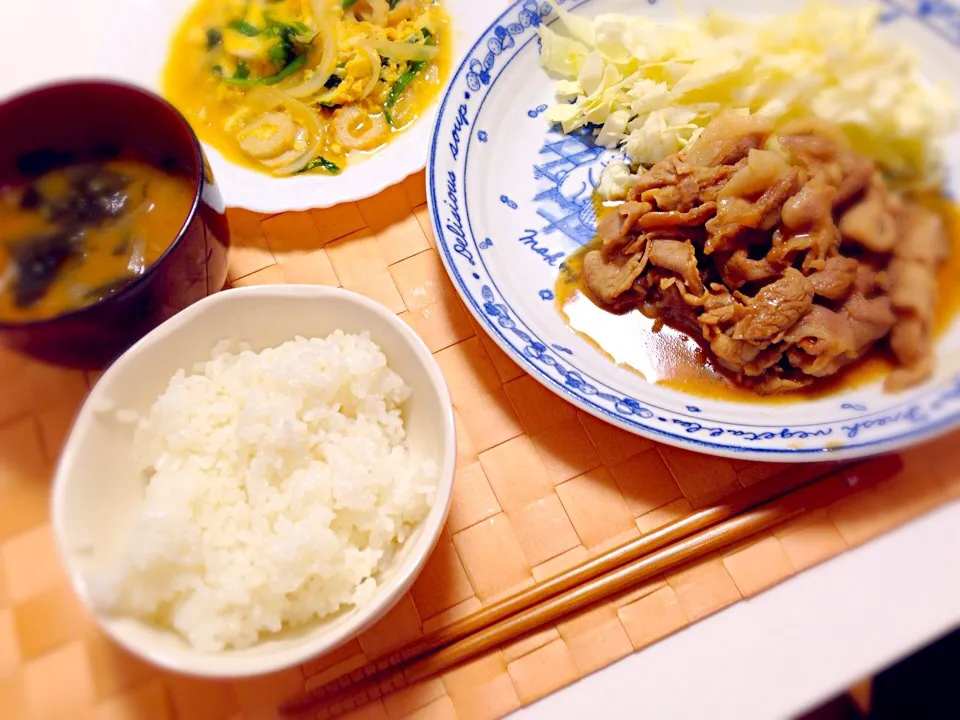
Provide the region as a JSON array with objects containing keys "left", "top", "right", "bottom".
[
  {"left": 319, "top": 8, "right": 442, "bottom": 108},
  {"left": 163, "top": 0, "right": 449, "bottom": 177},
  {"left": 222, "top": 29, "right": 268, "bottom": 62}
]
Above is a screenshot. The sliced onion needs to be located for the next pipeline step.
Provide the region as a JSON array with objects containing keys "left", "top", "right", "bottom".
[
  {"left": 224, "top": 106, "right": 253, "bottom": 133},
  {"left": 285, "top": 0, "right": 338, "bottom": 98},
  {"left": 335, "top": 105, "right": 388, "bottom": 150},
  {"left": 364, "top": 38, "right": 439, "bottom": 62},
  {"left": 271, "top": 91, "right": 324, "bottom": 175},
  {"left": 244, "top": 86, "right": 284, "bottom": 113},
  {"left": 237, "top": 112, "right": 298, "bottom": 159},
  {"left": 127, "top": 235, "right": 146, "bottom": 275},
  {"left": 349, "top": 0, "right": 389, "bottom": 26},
  {"left": 260, "top": 145, "right": 309, "bottom": 169},
  {"left": 358, "top": 45, "right": 382, "bottom": 100}
]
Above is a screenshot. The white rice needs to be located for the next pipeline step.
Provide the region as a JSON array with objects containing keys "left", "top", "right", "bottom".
[{"left": 92, "top": 331, "right": 437, "bottom": 652}]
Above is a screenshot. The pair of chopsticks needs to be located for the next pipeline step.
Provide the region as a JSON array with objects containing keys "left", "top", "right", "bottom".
[{"left": 281, "top": 456, "right": 899, "bottom": 717}]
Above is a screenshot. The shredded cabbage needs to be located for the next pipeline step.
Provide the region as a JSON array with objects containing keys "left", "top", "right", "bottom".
[
  {"left": 539, "top": 29, "right": 589, "bottom": 78},
  {"left": 539, "top": 0, "right": 958, "bottom": 196}
]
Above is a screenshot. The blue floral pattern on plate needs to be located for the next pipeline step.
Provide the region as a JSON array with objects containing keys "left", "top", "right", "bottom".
[{"left": 427, "top": 0, "right": 960, "bottom": 461}]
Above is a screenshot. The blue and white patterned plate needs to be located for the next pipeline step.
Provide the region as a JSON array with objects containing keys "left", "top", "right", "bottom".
[{"left": 427, "top": 0, "right": 960, "bottom": 462}]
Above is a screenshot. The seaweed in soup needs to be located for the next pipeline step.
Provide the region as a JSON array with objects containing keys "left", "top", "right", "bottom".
[
  {"left": 6, "top": 228, "right": 84, "bottom": 308},
  {"left": 44, "top": 165, "right": 132, "bottom": 225},
  {"left": 19, "top": 185, "right": 41, "bottom": 210}
]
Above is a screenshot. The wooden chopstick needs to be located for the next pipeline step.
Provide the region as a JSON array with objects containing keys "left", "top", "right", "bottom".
[
  {"left": 280, "top": 458, "right": 875, "bottom": 716},
  {"left": 285, "top": 500, "right": 801, "bottom": 717},
  {"left": 401, "top": 502, "right": 804, "bottom": 684},
  {"left": 407, "top": 460, "right": 840, "bottom": 656}
]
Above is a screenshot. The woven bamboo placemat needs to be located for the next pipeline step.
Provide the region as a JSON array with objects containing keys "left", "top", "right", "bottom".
[{"left": 1, "top": 172, "right": 958, "bottom": 720}]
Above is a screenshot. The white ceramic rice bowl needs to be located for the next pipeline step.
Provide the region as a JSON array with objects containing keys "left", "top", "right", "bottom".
[{"left": 51, "top": 285, "right": 456, "bottom": 678}]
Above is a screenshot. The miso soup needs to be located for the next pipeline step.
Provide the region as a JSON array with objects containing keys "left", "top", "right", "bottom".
[{"left": 0, "top": 158, "right": 196, "bottom": 321}]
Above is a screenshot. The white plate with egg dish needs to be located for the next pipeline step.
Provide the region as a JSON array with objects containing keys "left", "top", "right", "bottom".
[
  {"left": 50, "top": 285, "right": 455, "bottom": 677},
  {"left": 94, "top": 0, "right": 502, "bottom": 212},
  {"left": 428, "top": 0, "right": 960, "bottom": 462}
]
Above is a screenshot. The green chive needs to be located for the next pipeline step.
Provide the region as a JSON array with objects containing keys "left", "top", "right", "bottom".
[
  {"left": 226, "top": 19, "right": 260, "bottom": 36},
  {"left": 301, "top": 156, "right": 341, "bottom": 174},
  {"left": 223, "top": 53, "right": 307, "bottom": 86}
]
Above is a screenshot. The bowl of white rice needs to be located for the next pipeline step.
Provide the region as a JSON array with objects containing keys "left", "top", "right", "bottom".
[{"left": 50, "top": 284, "right": 455, "bottom": 677}]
